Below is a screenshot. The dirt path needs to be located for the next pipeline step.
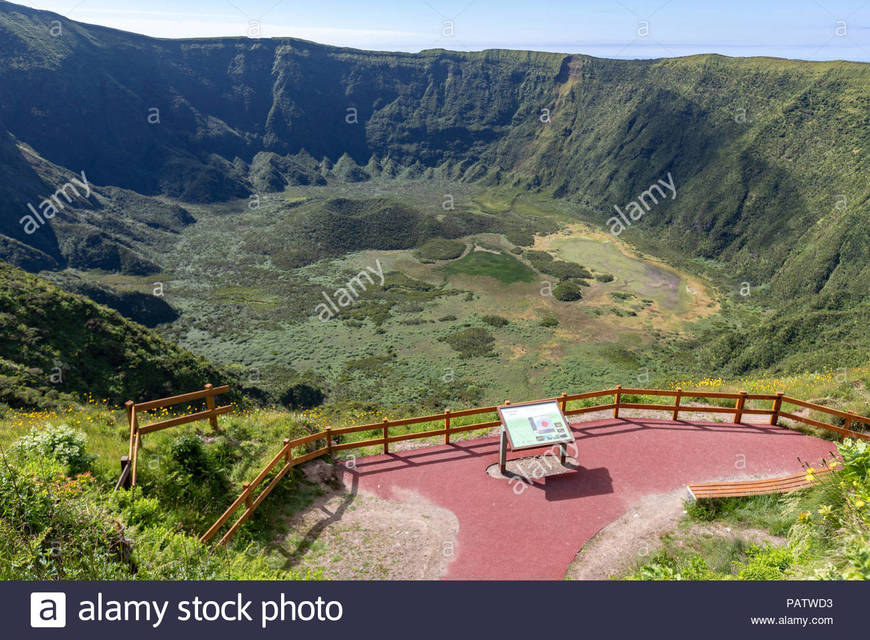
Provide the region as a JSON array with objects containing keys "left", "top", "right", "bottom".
[
  {"left": 564, "top": 489, "right": 687, "bottom": 579},
  {"left": 564, "top": 489, "right": 787, "bottom": 580},
  {"left": 274, "top": 484, "right": 459, "bottom": 580}
]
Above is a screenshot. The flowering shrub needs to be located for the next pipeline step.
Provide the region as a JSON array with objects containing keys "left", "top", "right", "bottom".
[
  {"left": 0, "top": 459, "right": 127, "bottom": 580},
  {"left": 13, "top": 424, "right": 95, "bottom": 474}
]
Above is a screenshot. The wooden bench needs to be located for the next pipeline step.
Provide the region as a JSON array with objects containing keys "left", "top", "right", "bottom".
[{"left": 687, "top": 468, "right": 832, "bottom": 500}]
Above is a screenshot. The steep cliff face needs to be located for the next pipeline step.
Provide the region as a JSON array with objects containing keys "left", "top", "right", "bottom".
[{"left": 0, "top": 1, "right": 869, "bottom": 302}]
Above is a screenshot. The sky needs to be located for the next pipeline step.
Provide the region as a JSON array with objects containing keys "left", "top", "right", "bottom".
[{"left": 15, "top": 0, "right": 870, "bottom": 61}]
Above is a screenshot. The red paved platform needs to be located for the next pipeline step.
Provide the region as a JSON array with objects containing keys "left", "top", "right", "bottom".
[{"left": 339, "top": 417, "right": 836, "bottom": 580}]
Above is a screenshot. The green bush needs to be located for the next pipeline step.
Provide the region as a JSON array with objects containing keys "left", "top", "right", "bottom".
[
  {"left": 280, "top": 383, "right": 325, "bottom": 409},
  {"left": 539, "top": 313, "right": 559, "bottom": 328},
  {"left": 416, "top": 238, "right": 466, "bottom": 260},
  {"left": 505, "top": 230, "right": 535, "bottom": 247},
  {"left": 482, "top": 314, "right": 509, "bottom": 327},
  {"left": 170, "top": 435, "right": 213, "bottom": 478},
  {"left": 0, "top": 455, "right": 312, "bottom": 580},
  {"left": 595, "top": 273, "right": 615, "bottom": 282},
  {"left": 441, "top": 327, "right": 496, "bottom": 358},
  {"left": 735, "top": 544, "right": 794, "bottom": 580},
  {"left": 147, "top": 435, "right": 231, "bottom": 529},
  {"left": 553, "top": 281, "right": 583, "bottom": 302},
  {"left": 14, "top": 425, "right": 95, "bottom": 475},
  {"left": 525, "top": 250, "right": 592, "bottom": 280}
]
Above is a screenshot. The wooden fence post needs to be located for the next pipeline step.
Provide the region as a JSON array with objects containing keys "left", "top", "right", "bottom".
[
  {"left": 325, "top": 427, "right": 332, "bottom": 453},
  {"left": 124, "top": 400, "right": 135, "bottom": 487},
  {"left": 243, "top": 482, "right": 252, "bottom": 509},
  {"left": 119, "top": 456, "right": 131, "bottom": 489},
  {"left": 845, "top": 411, "right": 857, "bottom": 437},
  {"left": 559, "top": 392, "right": 567, "bottom": 414},
  {"left": 383, "top": 418, "right": 390, "bottom": 454},
  {"left": 672, "top": 388, "right": 682, "bottom": 421},
  {"left": 131, "top": 431, "right": 141, "bottom": 488},
  {"left": 734, "top": 390, "right": 747, "bottom": 424},
  {"left": 125, "top": 400, "right": 135, "bottom": 459},
  {"left": 613, "top": 386, "right": 622, "bottom": 419},
  {"left": 770, "top": 392, "right": 784, "bottom": 426},
  {"left": 283, "top": 438, "right": 292, "bottom": 464},
  {"left": 444, "top": 409, "right": 451, "bottom": 445},
  {"left": 204, "top": 383, "right": 220, "bottom": 431}
]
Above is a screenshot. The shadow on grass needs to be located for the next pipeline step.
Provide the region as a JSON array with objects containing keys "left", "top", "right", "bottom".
[{"left": 274, "top": 472, "right": 359, "bottom": 571}]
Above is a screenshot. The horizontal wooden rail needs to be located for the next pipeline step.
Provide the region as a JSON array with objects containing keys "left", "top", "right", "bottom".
[
  {"left": 137, "top": 405, "right": 233, "bottom": 434},
  {"left": 782, "top": 396, "right": 870, "bottom": 426},
  {"left": 134, "top": 385, "right": 231, "bottom": 412},
  {"left": 200, "top": 439, "right": 294, "bottom": 543},
  {"left": 287, "top": 431, "right": 329, "bottom": 447},
  {"left": 779, "top": 412, "right": 868, "bottom": 441},
  {"left": 676, "top": 405, "right": 739, "bottom": 414},
  {"left": 448, "top": 419, "right": 502, "bottom": 433},
  {"left": 613, "top": 387, "right": 677, "bottom": 397},
  {"left": 565, "top": 403, "right": 617, "bottom": 415},
  {"left": 293, "top": 447, "right": 330, "bottom": 465},
  {"left": 742, "top": 408, "right": 775, "bottom": 415},
  {"left": 438, "top": 405, "right": 499, "bottom": 420},
  {"left": 563, "top": 388, "right": 619, "bottom": 401},
  {"left": 618, "top": 402, "right": 676, "bottom": 411},
  {"left": 332, "top": 437, "right": 382, "bottom": 452},
  {"left": 680, "top": 390, "right": 771, "bottom": 400}
]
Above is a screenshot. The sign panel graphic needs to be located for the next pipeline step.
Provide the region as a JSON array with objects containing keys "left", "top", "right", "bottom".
[{"left": 497, "top": 400, "right": 574, "bottom": 451}]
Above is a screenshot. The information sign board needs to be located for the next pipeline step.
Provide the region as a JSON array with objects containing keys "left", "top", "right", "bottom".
[{"left": 497, "top": 400, "right": 574, "bottom": 451}]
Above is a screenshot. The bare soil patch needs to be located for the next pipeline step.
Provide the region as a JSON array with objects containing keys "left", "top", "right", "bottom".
[
  {"left": 564, "top": 489, "right": 688, "bottom": 580},
  {"left": 564, "top": 489, "right": 786, "bottom": 580},
  {"left": 274, "top": 485, "right": 459, "bottom": 580}
]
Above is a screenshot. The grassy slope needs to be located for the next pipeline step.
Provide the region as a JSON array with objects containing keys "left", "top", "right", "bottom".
[
  {"left": 0, "top": 400, "right": 322, "bottom": 579},
  {"left": 1, "top": 364, "right": 868, "bottom": 580},
  {"left": 0, "top": 260, "right": 236, "bottom": 407}
]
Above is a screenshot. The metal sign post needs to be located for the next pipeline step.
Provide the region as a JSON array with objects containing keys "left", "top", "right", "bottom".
[{"left": 499, "top": 425, "right": 508, "bottom": 474}]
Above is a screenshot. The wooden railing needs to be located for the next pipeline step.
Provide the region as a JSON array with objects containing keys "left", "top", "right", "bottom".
[
  {"left": 199, "top": 385, "right": 870, "bottom": 545},
  {"left": 115, "top": 383, "right": 233, "bottom": 490}
]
